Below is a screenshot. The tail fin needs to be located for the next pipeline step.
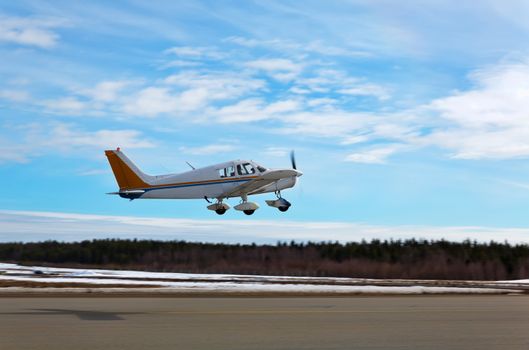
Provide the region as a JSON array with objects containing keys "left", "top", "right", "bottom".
[{"left": 104, "top": 149, "right": 153, "bottom": 190}]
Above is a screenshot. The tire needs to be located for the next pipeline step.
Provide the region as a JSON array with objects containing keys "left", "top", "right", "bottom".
[
  {"left": 243, "top": 210, "right": 255, "bottom": 215},
  {"left": 278, "top": 206, "right": 289, "bottom": 212},
  {"left": 215, "top": 209, "right": 226, "bottom": 215}
]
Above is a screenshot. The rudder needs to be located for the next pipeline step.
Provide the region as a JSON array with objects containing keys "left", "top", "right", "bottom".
[{"left": 105, "top": 149, "right": 151, "bottom": 190}]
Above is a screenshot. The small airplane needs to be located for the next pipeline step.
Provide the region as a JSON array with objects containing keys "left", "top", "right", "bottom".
[{"left": 105, "top": 148, "right": 302, "bottom": 215}]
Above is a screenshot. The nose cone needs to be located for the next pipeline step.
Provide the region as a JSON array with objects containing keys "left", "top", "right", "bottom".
[{"left": 295, "top": 170, "right": 303, "bottom": 177}]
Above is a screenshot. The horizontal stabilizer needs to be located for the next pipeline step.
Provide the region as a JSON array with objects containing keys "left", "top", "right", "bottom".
[
  {"left": 107, "top": 190, "right": 145, "bottom": 195},
  {"left": 107, "top": 189, "right": 146, "bottom": 200}
]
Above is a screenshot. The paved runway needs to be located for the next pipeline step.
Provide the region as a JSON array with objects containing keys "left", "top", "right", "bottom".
[{"left": 1, "top": 296, "right": 528, "bottom": 350}]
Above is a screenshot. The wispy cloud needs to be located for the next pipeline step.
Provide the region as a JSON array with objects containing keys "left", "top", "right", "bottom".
[
  {"left": 0, "top": 123, "right": 154, "bottom": 164},
  {"left": 263, "top": 147, "right": 290, "bottom": 157},
  {"left": 0, "top": 15, "right": 65, "bottom": 48},
  {"left": 165, "top": 46, "right": 225, "bottom": 59},
  {"left": 2, "top": 210, "right": 529, "bottom": 244},
  {"left": 45, "top": 124, "right": 155, "bottom": 150},
  {"left": 426, "top": 59, "right": 529, "bottom": 159},
  {"left": 245, "top": 58, "right": 303, "bottom": 82},
  {"left": 5, "top": 5, "right": 529, "bottom": 167},
  {"left": 0, "top": 89, "right": 30, "bottom": 102},
  {"left": 345, "top": 145, "right": 402, "bottom": 164},
  {"left": 179, "top": 144, "right": 237, "bottom": 155},
  {"left": 225, "top": 36, "right": 371, "bottom": 58}
]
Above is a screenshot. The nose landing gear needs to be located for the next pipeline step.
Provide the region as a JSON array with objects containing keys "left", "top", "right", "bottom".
[{"left": 265, "top": 191, "right": 291, "bottom": 212}]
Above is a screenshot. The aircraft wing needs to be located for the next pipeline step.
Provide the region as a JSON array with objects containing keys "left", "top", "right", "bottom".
[{"left": 223, "top": 169, "right": 298, "bottom": 198}]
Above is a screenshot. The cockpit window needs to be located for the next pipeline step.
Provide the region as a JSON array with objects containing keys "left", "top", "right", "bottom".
[
  {"left": 237, "top": 163, "right": 255, "bottom": 175},
  {"left": 218, "top": 165, "right": 235, "bottom": 178}
]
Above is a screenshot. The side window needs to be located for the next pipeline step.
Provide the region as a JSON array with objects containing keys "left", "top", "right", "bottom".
[
  {"left": 237, "top": 163, "right": 255, "bottom": 175},
  {"left": 219, "top": 166, "right": 235, "bottom": 178},
  {"left": 237, "top": 164, "right": 247, "bottom": 176},
  {"left": 244, "top": 163, "right": 255, "bottom": 174}
]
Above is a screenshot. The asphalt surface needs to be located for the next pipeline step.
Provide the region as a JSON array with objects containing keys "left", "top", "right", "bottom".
[{"left": 1, "top": 296, "right": 528, "bottom": 350}]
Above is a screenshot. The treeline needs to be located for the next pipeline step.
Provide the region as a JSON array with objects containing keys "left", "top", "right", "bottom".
[{"left": 1, "top": 239, "right": 529, "bottom": 280}]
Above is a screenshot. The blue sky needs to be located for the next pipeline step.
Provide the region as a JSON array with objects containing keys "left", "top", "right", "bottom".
[{"left": 2, "top": 1, "right": 529, "bottom": 242}]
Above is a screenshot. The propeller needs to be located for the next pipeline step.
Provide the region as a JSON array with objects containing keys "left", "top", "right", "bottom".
[
  {"left": 290, "top": 150, "right": 303, "bottom": 199},
  {"left": 290, "top": 150, "right": 297, "bottom": 170}
]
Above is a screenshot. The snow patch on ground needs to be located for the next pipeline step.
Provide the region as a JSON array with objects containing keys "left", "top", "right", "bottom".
[{"left": 0, "top": 263, "right": 526, "bottom": 294}]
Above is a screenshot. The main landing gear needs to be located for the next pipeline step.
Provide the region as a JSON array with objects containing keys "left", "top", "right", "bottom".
[
  {"left": 206, "top": 198, "right": 230, "bottom": 215},
  {"left": 206, "top": 193, "right": 292, "bottom": 215},
  {"left": 234, "top": 194, "right": 259, "bottom": 215}
]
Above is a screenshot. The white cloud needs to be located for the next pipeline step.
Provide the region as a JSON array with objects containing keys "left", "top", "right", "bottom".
[
  {"left": 161, "top": 60, "right": 201, "bottom": 69},
  {"left": 266, "top": 99, "right": 300, "bottom": 114},
  {"left": 293, "top": 69, "right": 390, "bottom": 100},
  {"left": 340, "top": 135, "right": 370, "bottom": 145},
  {"left": 213, "top": 98, "right": 301, "bottom": 123},
  {"left": 225, "top": 36, "right": 370, "bottom": 58},
  {"left": 263, "top": 147, "right": 290, "bottom": 157},
  {"left": 43, "top": 97, "right": 87, "bottom": 115},
  {"left": 45, "top": 124, "right": 155, "bottom": 150},
  {"left": 77, "top": 169, "right": 109, "bottom": 176},
  {"left": 307, "top": 98, "right": 338, "bottom": 107},
  {"left": 26, "top": 71, "right": 266, "bottom": 119},
  {"left": 345, "top": 145, "right": 401, "bottom": 164},
  {"left": 426, "top": 60, "right": 529, "bottom": 159},
  {"left": 122, "top": 86, "right": 214, "bottom": 117},
  {"left": 338, "top": 84, "right": 390, "bottom": 100},
  {"left": 40, "top": 80, "right": 133, "bottom": 116},
  {"left": 213, "top": 98, "right": 266, "bottom": 123},
  {"left": 0, "top": 123, "right": 154, "bottom": 164},
  {"left": 277, "top": 110, "right": 374, "bottom": 138},
  {"left": 81, "top": 80, "right": 130, "bottom": 102},
  {"left": 122, "top": 87, "right": 181, "bottom": 116},
  {"left": 2, "top": 210, "right": 529, "bottom": 244},
  {"left": 0, "top": 16, "right": 64, "bottom": 48},
  {"left": 304, "top": 40, "right": 372, "bottom": 58},
  {"left": 224, "top": 36, "right": 297, "bottom": 50},
  {"left": 17, "top": 42, "right": 529, "bottom": 164},
  {"left": 165, "top": 46, "right": 224, "bottom": 59},
  {"left": 0, "top": 141, "right": 33, "bottom": 163},
  {"left": 0, "top": 89, "right": 30, "bottom": 102},
  {"left": 179, "top": 144, "right": 237, "bottom": 155},
  {"left": 164, "top": 71, "right": 265, "bottom": 99},
  {"left": 245, "top": 58, "right": 303, "bottom": 82},
  {"left": 499, "top": 180, "right": 529, "bottom": 191}
]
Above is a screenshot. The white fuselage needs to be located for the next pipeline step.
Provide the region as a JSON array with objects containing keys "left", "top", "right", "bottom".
[{"left": 136, "top": 160, "right": 297, "bottom": 200}]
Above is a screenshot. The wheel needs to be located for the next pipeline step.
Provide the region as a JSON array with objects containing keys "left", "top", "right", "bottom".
[
  {"left": 243, "top": 210, "right": 255, "bottom": 215},
  {"left": 278, "top": 206, "right": 289, "bottom": 212},
  {"left": 215, "top": 208, "right": 226, "bottom": 215}
]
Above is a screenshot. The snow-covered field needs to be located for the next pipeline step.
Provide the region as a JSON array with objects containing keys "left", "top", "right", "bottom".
[{"left": 0, "top": 263, "right": 527, "bottom": 295}]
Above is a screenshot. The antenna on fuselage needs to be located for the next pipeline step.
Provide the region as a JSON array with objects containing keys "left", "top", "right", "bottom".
[{"left": 185, "top": 161, "right": 196, "bottom": 170}]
